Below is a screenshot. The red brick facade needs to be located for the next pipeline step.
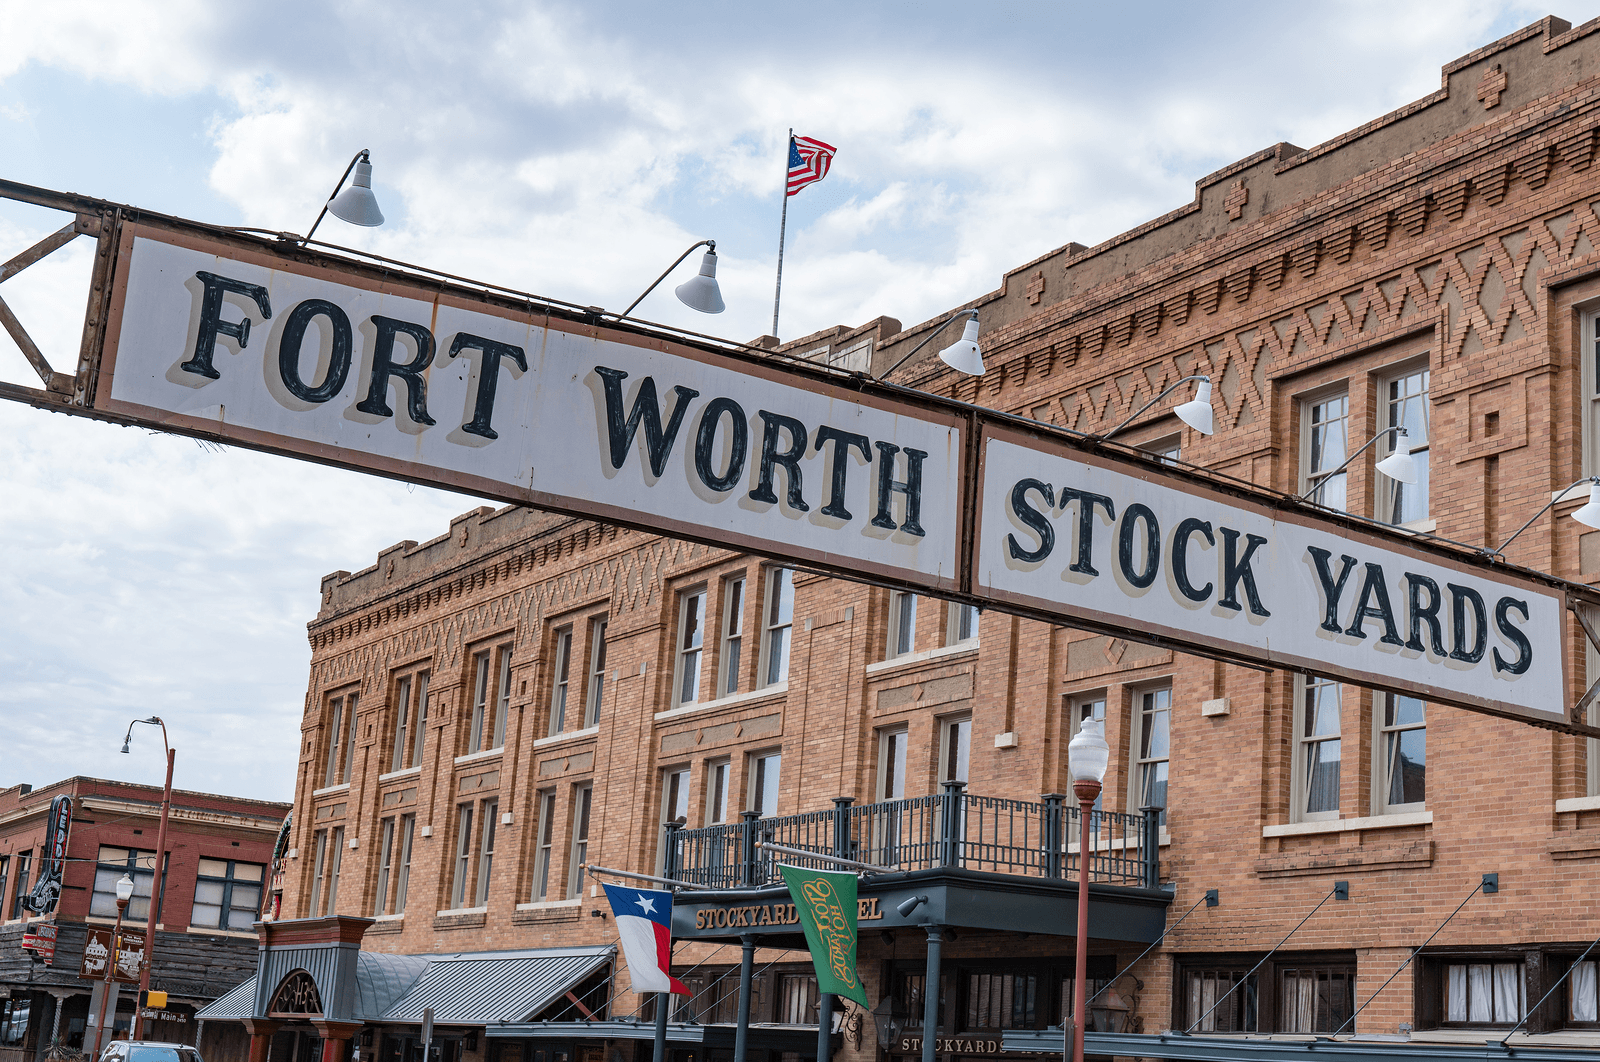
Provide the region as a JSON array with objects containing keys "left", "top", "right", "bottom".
[{"left": 285, "top": 16, "right": 1600, "bottom": 1052}]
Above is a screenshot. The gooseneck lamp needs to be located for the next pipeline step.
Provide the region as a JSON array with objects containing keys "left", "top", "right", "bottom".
[
  {"left": 1298, "top": 425, "right": 1418, "bottom": 501},
  {"left": 305, "top": 149, "right": 385, "bottom": 244},
  {"left": 1096, "top": 375, "right": 1215, "bottom": 443},
  {"left": 621, "top": 240, "right": 725, "bottom": 318},
  {"left": 878, "top": 310, "right": 986, "bottom": 379}
]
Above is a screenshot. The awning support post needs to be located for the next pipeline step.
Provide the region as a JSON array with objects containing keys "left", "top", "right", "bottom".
[
  {"left": 734, "top": 935, "right": 756, "bottom": 1062},
  {"left": 816, "top": 992, "right": 834, "bottom": 1062},
  {"left": 921, "top": 925, "right": 943, "bottom": 1062}
]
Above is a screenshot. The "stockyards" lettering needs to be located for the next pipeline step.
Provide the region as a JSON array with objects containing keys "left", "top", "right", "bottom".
[
  {"left": 898, "top": 1036, "right": 1005, "bottom": 1056},
  {"left": 694, "top": 897, "right": 881, "bottom": 930}
]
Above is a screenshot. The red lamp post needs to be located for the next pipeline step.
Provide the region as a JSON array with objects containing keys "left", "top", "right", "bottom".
[
  {"left": 122, "top": 716, "right": 174, "bottom": 1041},
  {"left": 1067, "top": 718, "right": 1111, "bottom": 1062},
  {"left": 92, "top": 873, "right": 135, "bottom": 1056}
]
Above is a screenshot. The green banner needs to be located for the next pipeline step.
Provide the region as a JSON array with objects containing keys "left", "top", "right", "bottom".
[{"left": 778, "top": 864, "right": 870, "bottom": 1007}]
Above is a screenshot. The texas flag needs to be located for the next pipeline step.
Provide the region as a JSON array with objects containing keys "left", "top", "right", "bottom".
[{"left": 603, "top": 883, "right": 689, "bottom": 995}]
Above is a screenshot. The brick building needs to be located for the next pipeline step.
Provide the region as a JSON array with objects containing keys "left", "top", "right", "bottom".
[
  {"left": 209, "top": 15, "right": 1600, "bottom": 1062},
  {"left": 0, "top": 777, "right": 287, "bottom": 1062}
]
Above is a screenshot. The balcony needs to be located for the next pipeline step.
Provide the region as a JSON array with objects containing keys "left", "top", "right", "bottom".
[{"left": 662, "top": 781, "right": 1162, "bottom": 890}]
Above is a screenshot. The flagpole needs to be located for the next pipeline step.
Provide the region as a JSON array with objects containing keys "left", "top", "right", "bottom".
[
  {"left": 816, "top": 992, "right": 834, "bottom": 1062},
  {"left": 772, "top": 128, "right": 792, "bottom": 339},
  {"left": 653, "top": 990, "right": 668, "bottom": 1062}
]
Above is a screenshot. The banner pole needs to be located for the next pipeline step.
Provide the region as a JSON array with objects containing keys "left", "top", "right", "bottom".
[
  {"left": 653, "top": 991, "right": 668, "bottom": 1062},
  {"left": 772, "top": 129, "right": 792, "bottom": 339},
  {"left": 815, "top": 992, "right": 834, "bottom": 1062}
]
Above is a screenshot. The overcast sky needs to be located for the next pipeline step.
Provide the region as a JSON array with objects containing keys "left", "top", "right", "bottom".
[{"left": 0, "top": 0, "right": 1551, "bottom": 803}]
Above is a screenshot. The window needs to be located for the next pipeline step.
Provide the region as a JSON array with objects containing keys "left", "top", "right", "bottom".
[
  {"left": 394, "top": 813, "right": 414, "bottom": 913},
  {"left": 1278, "top": 965, "right": 1354, "bottom": 1033},
  {"left": 706, "top": 761, "right": 730, "bottom": 824},
  {"left": 342, "top": 695, "right": 359, "bottom": 783},
  {"left": 1075, "top": 697, "right": 1107, "bottom": 726},
  {"left": 676, "top": 589, "right": 707, "bottom": 705},
  {"left": 1132, "top": 687, "right": 1171, "bottom": 826},
  {"left": 532, "top": 790, "right": 556, "bottom": 902},
  {"left": 324, "top": 696, "right": 347, "bottom": 786},
  {"left": 750, "top": 752, "right": 781, "bottom": 816},
  {"left": 1183, "top": 967, "right": 1258, "bottom": 1032},
  {"left": 1380, "top": 366, "right": 1430, "bottom": 525},
  {"left": 495, "top": 646, "right": 512, "bottom": 748},
  {"left": 663, "top": 768, "right": 690, "bottom": 826},
  {"left": 947, "top": 602, "right": 978, "bottom": 646},
  {"left": 0, "top": 999, "right": 26, "bottom": 1045},
  {"left": 470, "top": 651, "right": 492, "bottom": 753},
  {"left": 389, "top": 671, "right": 430, "bottom": 771},
  {"left": 192, "top": 858, "right": 264, "bottom": 931},
  {"left": 550, "top": 627, "right": 573, "bottom": 734},
  {"left": 308, "top": 830, "right": 327, "bottom": 917},
  {"left": 568, "top": 784, "right": 593, "bottom": 898},
  {"left": 90, "top": 846, "right": 162, "bottom": 923},
  {"left": 326, "top": 826, "right": 344, "bottom": 913},
  {"left": 761, "top": 569, "right": 794, "bottom": 686},
  {"left": 1294, "top": 676, "right": 1342, "bottom": 821},
  {"left": 476, "top": 800, "right": 498, "bottom": 906},
  {"left": 0, "top": 857, "right": 8, "bottom": 917},
  {"left": 411, "top": 674, "right": 429, "bottom": 767},
  {"left": 878, "top": 729, "right": 908, "bottom": 800},
  {"left": 888, "top": 591, "right": 917, "bottom": 658},
  {"left": 585, "top": 618, "right": 608, "bottom": 726},
  {"left": 450, "top": 805, "right": 474, "bottom": 908},
  {"left": 1142, "top": 434, "right": 1181, "bottom": 466},
  {"left": 374, "top": 820, "right": 394, "bottom": 917},
  {"left": 720, "top": 575, "right": 746, "bottom": 696},
  {"left": 1571, "top": 960, "right": 1598, "bottom": 1022},
  {"left": 940, "top": 716, "right": 970, "bottom": 784},
  {"left": 966, "top": 972, "right": 1038, "bottom": 1029},
  {"left": 1302, "top": 392, "right": 1350, "bottom": 511},
  {"left": 1376, "top": 693, "right": 1426, "bottom": 812},
  {"left": 1445, "top": 962, "right": 1524, "bottom": 1024},
  {"left": 10, "top": 853, "right": 30, "bottom": 920},
  {"left": 778, "top": 974, "right": 820, "bottom": 1024},
  {"left": 390, "top": 678, "right": 412, "bottom": 772}
]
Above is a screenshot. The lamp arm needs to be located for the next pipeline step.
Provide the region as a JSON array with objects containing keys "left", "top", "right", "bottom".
[
  {"left": 1096, "top": 375, "right": 1208, "bottom": 443},
  {"left": 1298, "top": 426, "right": 1405, "bottom": 500},
  {"left": 1493, "top": 475, "right": 1596, "bottom": 556},
  {"left": 304, "top": 149, "right": 370, "bottom": 246},
  {"left": 878, "top": 310, "right": 977, "bottom": 379},
  {"left": 621, "top": 240, "right": 715, "bottom": 319}
]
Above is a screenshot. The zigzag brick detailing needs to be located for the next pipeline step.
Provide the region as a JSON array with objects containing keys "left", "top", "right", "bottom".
[{"left": 188, "top": 15, "right": 1600, "bottom": 1060}]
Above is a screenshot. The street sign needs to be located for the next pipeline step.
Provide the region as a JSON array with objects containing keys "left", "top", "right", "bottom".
[
  {"left": 80, "top": 926, "right": 147, "bottom": 983},
  {"left": 2, "top": 179, "right": 1597, "bottom": 736}
]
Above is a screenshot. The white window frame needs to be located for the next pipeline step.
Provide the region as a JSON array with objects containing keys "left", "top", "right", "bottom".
[
  {"left": 450, "top": 804, "right": 474, "bottom": 909},
  {"left": 532, "top": 790, "right": 556, "bottom": 902},
  {"left": 493, "top": 644, "right": 512, "bottom": 749},
  {"left": 1141, "top": 433, "right": 1182, "bottom": 466},
  {"left": 585, "top": 617, "right": 608, "bottom": 726},
  {"left": 1070, "top": 695, "right": 1105, "bottom": 811},
  {"left": 1588, "top": 636, "right": 1600, "bottom": 798},
  {"left": 719, "top": 575, "right": 747, "bottom": 697},
  {"left": 706, "top": 760, "right": 730, "bottom": 825},
  {"left": 549, "top": 627, "right": 573, "bottom": 735},
  {"left": 749, "top": 750, "right": 781, "bottom": 817},
  {"left": 1378, "top": 362, "right": 1432, "bottom": 528},
  {"left": 390, "top": 677, "right": 412, "bottom": 773},
  {"left": 1291, "top": 674, "right": 1344, "bottom": 823},
  {"left": 878, "top": 727, "right": 909, "bottom": 800},
  {"left": 1375, "top": 692, "right": 1427, "bottom": 814},
  {"left": 761, "top": 569, "right": 794, "bottom": 687},
  {"left": 939, "top": 714, "right": 971, "bottom": 785},
  {"left": 663, "top": 767, "right": 691, "bottom": 826},
  {"left": 946, "top": 602, "right": 978, "bottom": 646},
  {"left": 326, "top": 825, "right": 344, "bottom": 914},
  {"left": 341, "top": 695, "right": 358, "bottom": 784},
  {"left": 475, "top": 799, "right": 498, "bottom": 906},
  {"left": 676, "top": 587, "right": 708, "bottom": 705},
  {"left": 1585, "top": 309, "right": 1600, "bottom": 478},
  {"left": 469, "top": 651, "right": 491, "bottom": 753},
  {"left": 568, "top": 784, "right": 593, "bottom": 899},
  {"left": 374, "top": 817, "right": 396, "bottom": 916},
  {"left": 410, "top": 673, "right": 429, "bottom": 768},
  {"left": 1129, "top": 686, "right": 1172, "bottom": 826},
  {"left": 323, "top": 698, "right": 344, "bottom": 786},
  {"left": 308, "top": 830, "right": 327, "bottom": 917},
  {"left": 888, "top": 591, "right": 917, "bottom": 658},
  {"left": 1301, "top": 388, "right": 1351, "bottom": 512},
  {"left": 394, "top": 813, "right": 414, "bottom": 914}
]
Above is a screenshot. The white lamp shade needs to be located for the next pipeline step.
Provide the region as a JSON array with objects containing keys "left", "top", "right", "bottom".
[
  {"left": 1574, "top": 482, "right": 1600, "bottom": 530},
  {"left": 939, "top": 318, "right": 985, "bottom": 376},
  {"left": 1174, "top": 379, "right": 1214, "bottom": 435},
  {"left": 1375, "top": 430, "right": 1419, "bottom": 484},
  {"left": 1067, "top": 717, "right": 1111, "bottom": 785},
  {"left": 327, "top": 159, "right": 385, "bottom": 227},
  {"left": 675, "top": 251, "right": 725, "bottom": 314},
  {"left": 115, "top": 873, "right": 135, "bottom": 902}
]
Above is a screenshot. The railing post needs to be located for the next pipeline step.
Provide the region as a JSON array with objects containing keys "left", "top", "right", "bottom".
[
  {"left": 939, "top": 780, "right": 965, "bottom": 868},
  {"left": 832, "top": 796, "right": 854, "bottom": 861},
  {"left": 741, "top": 810, "right": 761, "bottom": 887},
  {"left": 1140, "top": 805, "right": 1163, "bottom": 889},
  {"left": 664, "top": 820, "right": 682, "bottom": 882},
  {"left": 1041, "top": 794, "right": 1064, "bottom": 878}
]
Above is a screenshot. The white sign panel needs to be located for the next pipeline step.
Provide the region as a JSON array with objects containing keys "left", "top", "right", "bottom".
[
  {"left": 977, "top": 428, "right": 1568, "bottom": 724},
  {"left": 97, "top": 226, "right": 963, "bottom": 590}
]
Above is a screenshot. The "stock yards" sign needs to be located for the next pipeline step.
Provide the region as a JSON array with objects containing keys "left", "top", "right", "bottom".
[{"left": 3, "top": 185, "right": 1595, "bottom": 735}]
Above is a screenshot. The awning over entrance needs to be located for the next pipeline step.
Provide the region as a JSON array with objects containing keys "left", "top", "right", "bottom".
[
  {"left": 487, "top": 1020, "right": 832, "bottom": 1053},
  {"left": 197, "top": 945, "right": 614, "bottom": 1026},
  {"left": 1001, "top": 1028, "right": 1600, "bottom": 1060}
]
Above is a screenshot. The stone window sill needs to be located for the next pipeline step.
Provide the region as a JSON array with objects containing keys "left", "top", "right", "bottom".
[
  {"left": 1263, "top": 811, "right": 1432, "bottom": 837},
  {"left": 655, "top": 687, "right": 787, "bottom": 722},
  {"left": 1555, "top": 794, "right": 1600, "bottom": 813},
  {"left": 533, "top": 725, "right": 600, "bottom": 747},
  {"left": 454, "top": 748, "right": 504, "bottom": 766},
  {"left": 379, "top": 766, "right": 422, "bottom": 782},
  {"left": 866, "top": 642, "right": 979, "bottom": 676},
  {"left": 311, "top": 783, "right": 350, "bottom": 797}
]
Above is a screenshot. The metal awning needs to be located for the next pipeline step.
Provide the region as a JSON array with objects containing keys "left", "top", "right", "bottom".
[
  {"left": 487, "top": 1020, "right": 833, "bottom": 1052},
  {"left": 1001, "top": 1028, "right": 1600, "bottom": 1060},
  {"left": 196, "top": 978, "right": 256, "bottom": 1021},
  {"left": 380, "top": 946, "right": 614, "bottom": 1024}
]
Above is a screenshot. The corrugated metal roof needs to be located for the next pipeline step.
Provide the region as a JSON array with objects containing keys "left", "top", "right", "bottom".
[
  {"left": 196, "top": 977, "right": 256, "bottom": 1021},
  {"left": 355, "top": 952, "right": 432, "bottom": 1020},
  {"left": 380, "top": 945, "right": 614, "bottom": 1024}
]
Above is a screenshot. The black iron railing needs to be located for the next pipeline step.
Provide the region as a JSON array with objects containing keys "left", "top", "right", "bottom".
[{"left": 662, "top": 782, "right": 1162, "bottom": 890}]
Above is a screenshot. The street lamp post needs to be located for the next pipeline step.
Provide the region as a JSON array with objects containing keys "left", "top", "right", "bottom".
[
  {"left": 122, "top": 716, "right": 173, "bottom": 1041},
  {"left": 1066, "top": 718, "right": 1111, "bottom": 1062},
  {"left": 93, "top": 874, "right": 136, "bottom": 1056}
]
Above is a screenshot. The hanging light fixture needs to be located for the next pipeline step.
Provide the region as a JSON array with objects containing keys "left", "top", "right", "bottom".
[
  {"left": 878, "top": 310, "right": 985, "bottom": 379},
  {"left": 1374, "top": 427, "right": 1419, "bottom": 484},
  {"left": 1097, "top": 375, "right": 1215, "bottom": 443},
  {"left": 304, "top": 149, "right": 385, "bottom": 243},
  {"left": 620, "top": 240, "right": 725, "bottom": 318}
]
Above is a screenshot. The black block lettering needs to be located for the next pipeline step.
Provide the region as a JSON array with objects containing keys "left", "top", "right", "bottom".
[
  {"left": 749, "top": 411, "right": 810, "bottom": 511},
  {"left": 692, "top": 397, "right": 748, "bottom": 492},
  {"left": 1492, "top": 596, "right": 1533, "bottom": 675},
  {"left": 595, "top": 366, "right": 697, "bottom": 473},
  {"left": 278, "top": 299, "right": 352, "bottom": 403},
  {"left": 1172, "top": 518, "right": 1215, "bottom": 602},
  {"left": 1447, "top": 583, "right": 1488, "bottom": 663},
  {"left": 870, "top": 442, "right": 926, "bottom": 536},
  {"left": 1307, "top": 546, "right": 1358, "bottom": 633},
  {"left": 450, "top": 334, "right": 529, "bottom": 439},
  {"left": 1218, "top": 528, "right": 1271, "bottom": 616},
  {"left": 181, "top": 271, "right": 271, "bottom": 380},
  {"left": 1117, "top": 504, "right": 1160, "bottom": 588},
  {"left": 813, "top": 425, "right": 871, "bottom": 519},
  {"left": 1344, "top": 562, "right": 1404, "bottom": 645},
  {"left": 1058, "top": 488, "right": 1116, "bottom": 577},
  {"left": 1404, "top": 573, "right": 1447, "bottom": 656},
  {"left": 356, "top": 315, "right": 436, "bottom": 425},
  {"left": 1006, "top": 479, "right": 1055, "bottom": 563}
]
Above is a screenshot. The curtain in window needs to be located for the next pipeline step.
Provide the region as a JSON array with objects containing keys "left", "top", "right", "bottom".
[
  {"left": 1493, "top": 964, "right": 1523, "bottom": 1023},
  {"left": 1280, "top": 973, "right": 1314, "bottom": 1033},
  {"left": 1447, "top": 966, "right": 1468, "bottom": 1022},
  {"left": 1468, "top": 965, "right": 1493, "bottom": 1022},
  {"left": 1572, "top": 961, "right": 1598, "bottom": 1022}
]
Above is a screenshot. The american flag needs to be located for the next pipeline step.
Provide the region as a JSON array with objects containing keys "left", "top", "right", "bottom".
[{"left": 786, "top": 135, "right": 836, "bottom": 197}]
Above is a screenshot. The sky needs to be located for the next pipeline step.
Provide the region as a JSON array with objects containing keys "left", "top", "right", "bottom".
[{"left": 0, "top": 0, "right": 1554, "bottom": 803}]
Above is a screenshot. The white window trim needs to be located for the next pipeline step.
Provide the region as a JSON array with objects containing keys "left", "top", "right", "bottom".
[
  {"left": 1290, "top": 674, "right": 1344, "bottom": 824},
  {"left": 453, "top": 748, "right": 504, "bottom": 766},
  {"left": 585, "top": 617, "right": 608, "bottom": 727},
  {"left": 863, "top": 641, "right": 978, "bottom": 675},
  {"left": 718, "top": 575, "right": 747, "bottom": 698},
  {"left": 1374, "top": 693, "right": 1428, "bottom": 815},
  {"left": 1128, "top": 686, "right": 1172, "bottom": 818},
  {"left": 674, "top": 586, "right": 709, "bottom": 707},
  {"left": 653, "top": 684, "right": 787, "bottom": 721},
  {"left": 706, "top": 759, "right": 731, "bottom": 825},
  {"left": 310, "top": 783, "right": 350, "bottom": 798},
  {"left": 748, "top": 750, "right": 782, "bottom": 816},
  {"left": 1584, "top": 308, "right": 1600, "bottom": 479},
  {"left": 1299, "top": 386, "right": 1351, "bottom": 510},
  {"left": 516, "top": 898, "right": 582, "bottom": 911},
  {"left": 938, "top": 713, "right": 972, "bottom": 786},
  {"left": 532, "top": 724, "right": 600, "bottom": 748},
  {"left": 1377, "top": 360, "right": 1431, "bottom": 528},
  {"left": 378, "top": 766, "right": 422, "bottom": 782},
  {"left": 759, "top": 568, "right": 794, "bottom": 688},
  {"left": 887, "top": 591, "right": 918, "bottom": 659},
  {"left": 877, "top": 726, "right": 909, "bottom": 801},
  {"left": 945, "top": 602, "right": 979, "bottom": 648},
  {"left": 549, "top": 626, "right": 574, "bottom": 735},
  {"left": 1263, "top": 811, "right": 1433, "bottom": 837}
]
